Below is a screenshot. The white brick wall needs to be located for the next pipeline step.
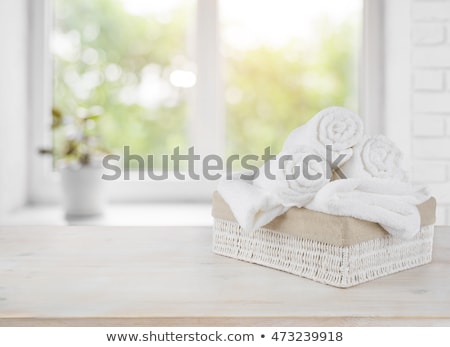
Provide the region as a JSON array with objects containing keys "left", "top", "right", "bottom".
[
  {"left": 413, "top": 47, "right": 450, "bottom": 67},
  {"left": 413, "top": 138, "right": 450, "bottom": 159},
  {"left": 412, "top": 161, "right": 447, "bottom": 182},
  {"left": 413, "top": 70, "right": 444, "bottom": 90},
  {"left": 411, "top": 0, "right": 450, "bottom": 225},
  {"left": 413, "top": 92, "right": 450, "bottom": 112},
  {"left": 412, "top": 23, "right": 445, "bottom": 45},
  {"left": 446, "top": 118, "right": 450, "bottom": 133},
  {"left": 413, "top": 115, "right": 446, "bottom": 136},
  {"left": 412, "top": 1, "right": 450, "bottom": 21}
]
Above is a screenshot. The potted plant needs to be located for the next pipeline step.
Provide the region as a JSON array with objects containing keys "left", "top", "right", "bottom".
[{"left": 40, "top": 107, "right": 108, "bottom": 217}]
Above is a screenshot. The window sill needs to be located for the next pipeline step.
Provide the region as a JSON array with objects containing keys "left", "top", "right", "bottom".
[{"left": 2, "top": 203, "right": 212, "bottom": 226}]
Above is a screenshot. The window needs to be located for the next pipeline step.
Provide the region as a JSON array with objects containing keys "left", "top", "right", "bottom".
[
  {"left": 221, "top": 0, "right": 361, "bottom": 158},
  {"left": 52, "top": 0, "right": 196, "bottom": 168},
  {"left": 30, "top": 0, "right": 370, "bottom": 203}
]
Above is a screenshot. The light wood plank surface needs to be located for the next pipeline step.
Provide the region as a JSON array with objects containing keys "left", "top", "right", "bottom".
[{"left": 0, "top": 226, "right": 449, "bottom": 326}]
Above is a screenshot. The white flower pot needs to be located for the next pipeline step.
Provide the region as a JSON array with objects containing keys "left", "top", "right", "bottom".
[{"left": 60, "top": 166, "right": 106, "bottom": 216}]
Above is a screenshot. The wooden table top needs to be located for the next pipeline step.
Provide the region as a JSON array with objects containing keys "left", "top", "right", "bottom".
[{"left": 0, "top": 225, "right": 449, "bottom": 327}]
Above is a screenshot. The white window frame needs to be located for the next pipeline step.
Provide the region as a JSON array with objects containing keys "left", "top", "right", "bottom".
[
  {"left": 382, "top": 0, "right": 412, "bottom": 168},
  {"left": 361, "top": 0, "right": 412, "bottom": 169},
  {"left": 28, "top": 0, "right": 222, "bottom": 203},
  {"left": 28, "top": 0, "right": 387, "bottom": 204}
]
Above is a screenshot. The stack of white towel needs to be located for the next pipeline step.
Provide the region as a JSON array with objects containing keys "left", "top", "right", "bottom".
[{"left": 217, "top": 106, "right": 430, "bottom": 240}]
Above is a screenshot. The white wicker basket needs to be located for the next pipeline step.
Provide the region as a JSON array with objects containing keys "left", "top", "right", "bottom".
[{"left": 212, "top": 218, "right": 434, "bottom": 288}]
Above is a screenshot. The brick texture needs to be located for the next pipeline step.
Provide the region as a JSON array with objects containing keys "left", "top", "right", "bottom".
[
  {"left": 413, "top": 47, "right": 450, "bottom": 67},
  {"left": 413, "top": 115, "right": 446, "bottom": 136},
  {"left": 413, "top": 70, "right": 444, "bottom": 90},
  {"left": 412, "top": 23, "right": 445, "bottom": 45},
  {"left": 411, "top": 1, "right": 450, "bottom": 224},
  {"left": 412, "top": 160, "right": 447, "bottom": 182},
  {"left": 413, "top": 138, "right": 450, "bottom": 160},
  {"left": 412, "top": 2, "right": 450, "bottom": 21},
  {"left": 413, "top": 92, "right": 450, "bottom": 113}
]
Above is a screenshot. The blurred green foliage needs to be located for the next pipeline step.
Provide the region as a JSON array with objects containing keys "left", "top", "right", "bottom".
[
  {"left": 53, "top": 0, "right": 193, "bottom": 166},
  {"left": 224, "top": 21, "right": 359, "bottom": 157},
  {"left": 53, "top": 0, "right": 359, "bottom": 168}
]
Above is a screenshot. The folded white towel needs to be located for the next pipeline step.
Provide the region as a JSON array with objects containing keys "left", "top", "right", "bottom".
[
  {"left": 282, "top": 106, "right": 364, "bottom": 167},
  {"left": 339, "top": 135, "right": 407, "bottom": 181},
  {"left": 218, "top": 145, "right": 329, "bottom": 231},
  {"left": 217, "top": 179, "right": 288, "bottom": 231},
  {"left": 253, "top": 145, "right": 329, "bottom": 208},
  {"left": 306, "top": 178, "right": 430, "bottom": 239}
]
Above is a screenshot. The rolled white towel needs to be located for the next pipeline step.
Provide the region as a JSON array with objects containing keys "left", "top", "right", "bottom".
[
  {"left": 217, "top": 145, "right": 330, "bottom": 231},
  {"left": 340, "top": 135, "right": 407, "bottom": 181},
  {"left": 306, "top": 178, "right": 430, "bottom": 239},
  {"left": 254, "top": 145, "right": 330, "bottom": 208},
  {"left": 282, "top": 107, "right": 364, "bottom": 166},
  {"left": 216, "top": 107, "right": 362, "bottom": 231}
]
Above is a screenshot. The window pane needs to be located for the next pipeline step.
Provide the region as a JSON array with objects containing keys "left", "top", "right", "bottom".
[
  {"left": 221, "top": 0, "right": 362, "bottom": 157},
  {"left": 52, "top": 0, "right": 195, "bottom": 168}
]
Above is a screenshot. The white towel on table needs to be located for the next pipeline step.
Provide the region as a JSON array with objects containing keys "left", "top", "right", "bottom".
[
  {"left": 339, "top": 135, "right": 407, "bottom": 181},
  {"left": 306, "top": 178, "right": 430, "bottom": 240}
]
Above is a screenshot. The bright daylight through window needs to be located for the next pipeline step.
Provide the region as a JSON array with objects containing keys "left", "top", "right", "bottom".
[{"left": 51, "top": 0, "right": 362, "bottom": 171}]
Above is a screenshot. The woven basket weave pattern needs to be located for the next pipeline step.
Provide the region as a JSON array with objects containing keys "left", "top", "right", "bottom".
[{"left": 213, "top": 219, "right": 434, "bottom": 288}]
